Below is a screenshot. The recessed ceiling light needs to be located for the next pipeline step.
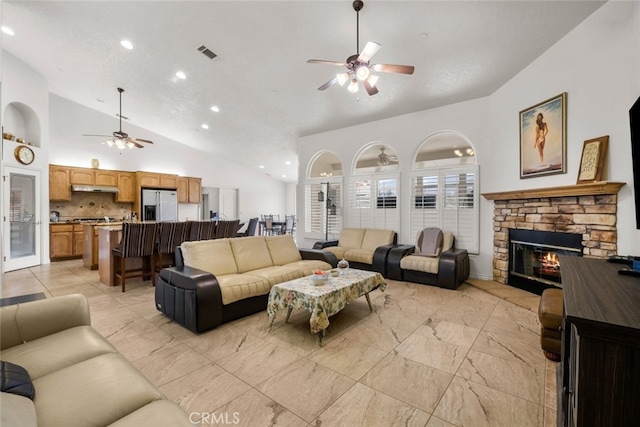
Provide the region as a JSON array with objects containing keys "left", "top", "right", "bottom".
[
  {"left": 1, "top": 27, "right": 15, "bottom": 36},
  {"left": 175, "top": 71, "right": 186, "bottom": 80},
  {"left": 120, "top": 39, "right": 133, "bottom": 50},
  {"left": 285, "top": 160, "right": 291, "bottom": 165},
  {"left": 259, "top": 165, "right": 265, "bottom": 169},
  {"left": 201, "top": 124, "right": 209, "bottom": 129},
  {"left": 210, "top": 105, "right": 220, "bottom": 113},
  {"left": 281, "top": 175, "right": 287, "bottom": 178}
]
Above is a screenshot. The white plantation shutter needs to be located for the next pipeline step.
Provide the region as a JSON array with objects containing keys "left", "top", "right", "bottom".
[
  {"left": 304, "top": 179, "right": 342, "bottom": 239},
  {"left": 348, "top": 173, "right": 399, "bottom": 231},
  {"left": 410, "top": 165, "right": 478, "bottom": 253}
]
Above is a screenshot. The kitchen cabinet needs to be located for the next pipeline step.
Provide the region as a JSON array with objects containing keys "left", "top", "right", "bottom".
[
  {"left": 69, "top": 168, "right": 95, "bottom": 185},
  {"left": 116, "top": 172, "right": 135, "bottom": 203},
  {"left": 95, "top": 170, "right": 117, "bottom": 186},
  {"left": 136, "top": 172, "right": 178, "bottom": 189},
  {"left": 177, "top": 177, "right": 202, "bottom": 204},
  {"left": 559, "top": 256, "right": 640, "bottom": 426},
  {"left": 50, "top": 224, "right": 83, "bottom": 259},
  {"left": 49, "top": 165, "right": 71, "bottom": 201}
]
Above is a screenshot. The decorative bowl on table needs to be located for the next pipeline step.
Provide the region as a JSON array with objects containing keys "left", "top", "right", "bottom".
[
  {"left": 312, "top": 270, "right": 329, "bottom": 285},
  {"left": 337, "top": 259, "right": 349, "bottom": 273}
]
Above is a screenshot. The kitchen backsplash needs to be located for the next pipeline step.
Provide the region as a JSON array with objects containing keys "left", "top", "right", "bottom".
[{"left": 51, "top": 192, "right": 133, "bottom": 221}]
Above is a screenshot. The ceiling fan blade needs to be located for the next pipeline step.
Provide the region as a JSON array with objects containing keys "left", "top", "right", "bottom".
[
  {"left": 371, "top": 63, "right": 415, "bottom": 75},
  {"left": 132, "top": 138, "right": 154, "bottom": 144},
  {"left": 82, "top": 134, "right": 112, "bottom": 138},
  {"left": 307, "top": 59, "right": 346, "bottom": 67},
  {"left": 364, "top": 79, "right": 379, "bottom": 96},
  {"left": 318, "top": 77, "right": 338, "bottom": 91},
  {"left": 357, "top": 42, "right": 381, "bottom": 63}
]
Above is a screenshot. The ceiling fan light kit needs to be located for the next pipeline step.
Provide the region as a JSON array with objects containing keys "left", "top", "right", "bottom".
[
  {"left": 82, "top": 87, "right": 154, "bottom": 150},
  {"left": 307, "top": 0, "right": 414, "bottom": 96}
]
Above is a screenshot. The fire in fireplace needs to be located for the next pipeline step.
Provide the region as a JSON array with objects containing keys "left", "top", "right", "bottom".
[{"left": 509, "top": 229, "right": 583, "bottom": 295}]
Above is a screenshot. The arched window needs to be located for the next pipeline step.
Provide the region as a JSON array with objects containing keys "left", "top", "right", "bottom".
[
  {"left": 348, "top": 143, "right": 399, "bottom": 231},
  {"left": 304, "top": 152, "right": 343, "bottom": 239},
  {"left": 410, "top": 132, "right": 479, "bottom": 253}
]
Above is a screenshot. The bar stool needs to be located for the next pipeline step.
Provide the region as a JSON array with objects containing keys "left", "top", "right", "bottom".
[
  {"left": 112, "top": 222, "right": 159, "bottom": 292},
  {"left": 216, "top": 220, "right": 240, "bottom": 238},
  {"left": 155, "top": 221, "right": 189, "bottom": 274}
]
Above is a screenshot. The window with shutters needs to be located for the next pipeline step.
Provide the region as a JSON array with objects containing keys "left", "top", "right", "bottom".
[
  {"left": 410, "top": 165, "right": 478, "bottom": 253},
  {"left": 305, "top": 151, "right": 343, "bottom": 239},
  {"left": 348, "top": 173, "right": 399, "bottom": 231}
]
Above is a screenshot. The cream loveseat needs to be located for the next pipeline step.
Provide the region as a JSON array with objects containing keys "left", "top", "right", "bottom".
[
  {"left": 155, "top": 234, "right": 335, "bottom": 332},
  {"left": 313, "top": 228, "right": 397, "bottom": 276},
  {"left": 0, "top": 294, "right": 193, "bottom": 427}
]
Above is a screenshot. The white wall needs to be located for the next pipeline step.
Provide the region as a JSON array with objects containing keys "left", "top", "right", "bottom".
[
  {"left": 297, "top": 1, "right": 640, "bottom": 279},
  {"left": 48, "top": 94, "right": 288, "bottom": 224}
]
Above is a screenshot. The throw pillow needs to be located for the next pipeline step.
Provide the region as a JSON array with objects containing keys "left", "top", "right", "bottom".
[{"left": 0, "top": 361, "right": 35, "bottom": 400}]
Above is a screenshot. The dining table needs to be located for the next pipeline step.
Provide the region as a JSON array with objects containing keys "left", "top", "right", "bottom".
[{"left": 258, "top": 220, "right": 287, "bottom": 235}]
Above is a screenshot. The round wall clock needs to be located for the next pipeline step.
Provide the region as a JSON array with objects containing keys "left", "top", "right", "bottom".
[{"left": 15, "top": 145, "right": 35, "bottom": 165}]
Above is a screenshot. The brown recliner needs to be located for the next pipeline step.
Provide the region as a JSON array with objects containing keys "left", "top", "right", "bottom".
[{"left": 538, "top": 288, "right": 564, "bottom": 361}]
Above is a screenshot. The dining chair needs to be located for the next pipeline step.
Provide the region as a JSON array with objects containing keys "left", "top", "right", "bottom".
[
  {"left": 112, "top": 222, "right": 159, "bottom": 292},
  {"left": 155, "top": 221, "right": 190, "bottom": 274},
  {"left": 263, "top": 215, "right": 274, "bottom": 235},
  {"left": 216, "top": 220, "right": 240, "bottom": 238},
  {"left": 238, "top": 217, "right": 258, "bottom": 237},
  {"left": 285, "top": 215, "right": 295, "bottom": 234}
]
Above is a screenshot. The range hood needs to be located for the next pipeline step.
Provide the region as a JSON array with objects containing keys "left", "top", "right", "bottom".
[{"left": 71, "top": 185, "right": 119, "bottom": 193}]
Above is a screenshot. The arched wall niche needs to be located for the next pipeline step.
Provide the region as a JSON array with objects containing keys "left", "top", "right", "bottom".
[
  {"left": 2, "top": 102, "right": 42, "bottom": 147},
  {"left": 308, "top": 150, "right": 343, "bottom": 179},
  {"left": 414, "top": 130, "right": 476, "bottom": 169},
  {"left": 353, "top": 142, "right": 399, "bottom": 174}
]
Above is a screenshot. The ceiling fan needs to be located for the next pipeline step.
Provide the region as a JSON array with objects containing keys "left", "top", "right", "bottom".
[
  {"left": 307, "top": 0, "right": 415, "bottom": 96},
  {"left": 83, "top": 87, "right": 153, "bottom": 149},
  {"left": 377, "top": 147, "right": 397, "bottom": 166}
]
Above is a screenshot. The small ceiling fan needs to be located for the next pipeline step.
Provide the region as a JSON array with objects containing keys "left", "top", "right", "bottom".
[
  {"left": 307, "top": 0, "right": 415, "bottom": 96},
  {"left": 377, "top": 147, "right": 397, "bottom": 166},
  {"left": 83, "top": 87, "right": 153, "bottom": 149}
]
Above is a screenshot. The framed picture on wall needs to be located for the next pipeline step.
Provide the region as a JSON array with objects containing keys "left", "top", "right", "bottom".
[
  {"left": 519, "top": 92, "right": 567, "bottom": 178},
  {"left": 576, "top": 135, "right": 608, "bottom": 184}
]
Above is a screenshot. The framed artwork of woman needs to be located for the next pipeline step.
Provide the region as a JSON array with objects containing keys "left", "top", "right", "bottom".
[{"left": 519, "top": 93, "right": 567, "bottom": 178}]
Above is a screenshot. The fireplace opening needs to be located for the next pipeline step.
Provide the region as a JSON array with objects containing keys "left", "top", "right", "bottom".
[{"left": 508, "top": 229, "right": 583, "bottom": 295}]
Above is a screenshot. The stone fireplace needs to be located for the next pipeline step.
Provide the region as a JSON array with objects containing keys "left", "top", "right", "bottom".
[{"left": 483, "top": 181, "right": 625, "bottom": 289}]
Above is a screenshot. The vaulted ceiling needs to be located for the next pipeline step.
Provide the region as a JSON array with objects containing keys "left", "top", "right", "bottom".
[{"left": 2, "top": 1, "right": 605, "bottom": 182}]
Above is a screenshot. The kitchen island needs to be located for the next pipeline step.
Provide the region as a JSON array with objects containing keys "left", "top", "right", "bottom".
[{"left": 83, "top": 222, "right": 123, "bottom": 270}]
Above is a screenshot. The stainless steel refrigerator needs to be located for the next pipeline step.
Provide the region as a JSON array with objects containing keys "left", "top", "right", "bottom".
[{"left": 141, "top": 189, "right": 178, "bottom": 222}]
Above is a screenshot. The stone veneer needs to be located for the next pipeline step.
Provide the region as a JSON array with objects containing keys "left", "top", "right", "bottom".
[{"left": 491, "top": 194, "right": 618, "bottom": 285}]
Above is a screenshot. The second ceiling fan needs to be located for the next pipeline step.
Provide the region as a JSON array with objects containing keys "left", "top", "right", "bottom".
[{"left": 307, "top": 0, "right": 415, "bottom": 96}]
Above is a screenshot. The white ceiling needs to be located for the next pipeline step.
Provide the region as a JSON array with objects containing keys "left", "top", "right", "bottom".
[{"left": 1, "top": 0, "right": 605, "bottom": 182}]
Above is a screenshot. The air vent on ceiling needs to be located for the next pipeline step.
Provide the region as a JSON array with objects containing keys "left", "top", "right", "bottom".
[
  {"left": 197, "top": 45, "right": 217, "bottom": 60},
  {"left": 116, "top": 113, "right": 129, "bottom": 120}
]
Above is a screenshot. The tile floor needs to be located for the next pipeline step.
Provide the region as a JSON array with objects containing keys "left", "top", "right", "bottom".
[{"left": 1, "top": 260, "right": 558, "bottom": 427}]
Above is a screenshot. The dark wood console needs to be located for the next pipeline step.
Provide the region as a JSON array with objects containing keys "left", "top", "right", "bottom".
[{"left": 559, "top": 256, "right": 640, "bottom": 426}]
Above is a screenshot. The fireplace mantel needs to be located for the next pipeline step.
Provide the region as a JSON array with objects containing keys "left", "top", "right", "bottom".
[{"left": 482, "top": 181, "right": 625, "bottom": 201}]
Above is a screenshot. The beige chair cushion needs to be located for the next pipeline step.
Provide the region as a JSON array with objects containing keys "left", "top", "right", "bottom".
[
  {"left": 401, "top": 254, "right": 440, "bottom": 274},
  {"left": 230, "top": 237, "right": 274, "bottom": 273},
  {"left": 344, "top": 248, "right": 375, "bottom": 265},
  {"left": 286, "top": 259, "right": 333, "bottom": 275},
  {"left": 337, "top": 228, "right": 365, "bottom": 249},
  {"left": 323, "top": 246, "right": 346, "bottom": 259},
  {"left": 442, "top": 232, "right": 454, "bottom": 252},
  {"left": 248, "top": 265, "right": 304, "bottom": 286},
  {"left": 324, "top": 246, "right": 346, "bottom": 259},
  {"left": 181, "top": 239, "right": 238, "bottom": 276},
  {"left": 0, "top": 326, "right": 117, "bottom": 380},
  {"left": 1, "top": 392, "right": 37, "bottom": 427},
  {"left": 361, "top": 229, "right": 395, "bottom": 251},
  {"left": 265, "top": 235, "right": 302, "bottom": 265},
  {"left": 216, "top": 274, "right": 272, "bottom": 305},
  {"left": 32, "top": 353, "right": 164, "bottom": 427}
]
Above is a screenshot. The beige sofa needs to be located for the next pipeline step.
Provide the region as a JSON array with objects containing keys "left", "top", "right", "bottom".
[
  {"left": 0, "top": 294, "right": 193, "bottom": 427},
  {"left": 155, "top": 234, "right": 335, "bottom": 332},
  {"left": 313, "top": 228, "right": 397, "bottom": 275}
]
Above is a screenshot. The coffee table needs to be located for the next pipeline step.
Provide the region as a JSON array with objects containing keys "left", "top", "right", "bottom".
[{"left": 267, "top": 269, "right": 386, "bottom": 345}]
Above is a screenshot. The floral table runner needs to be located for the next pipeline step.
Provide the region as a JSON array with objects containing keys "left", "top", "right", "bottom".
[{"left": 267, "top": 269, "right": 386, "bottom": 333}]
